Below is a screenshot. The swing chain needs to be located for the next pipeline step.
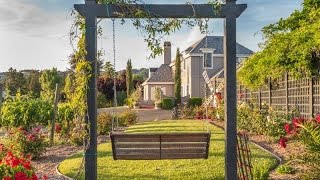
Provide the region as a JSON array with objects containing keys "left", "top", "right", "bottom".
[{"left": 112, "top": 18, "right": 119, "bottom": 131}]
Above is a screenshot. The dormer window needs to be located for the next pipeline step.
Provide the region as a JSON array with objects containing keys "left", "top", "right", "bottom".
[{"left": 203, "top": 53, "right": 213, "bottom": 68}]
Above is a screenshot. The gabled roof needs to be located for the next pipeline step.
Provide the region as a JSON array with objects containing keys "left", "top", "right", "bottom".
[
  {"left": 144, "top": 64, "right": 173, "bottom": 83},
  {"left": 184, "top": 36, "right": 254, "bottom": 55}
]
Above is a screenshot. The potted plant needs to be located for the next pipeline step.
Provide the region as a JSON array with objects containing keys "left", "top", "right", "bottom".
[
  {"left": 131, "top": 85, "right": 142, "bottom": 109},
  {"left": 154, "top": 87, "right": 162, "bottom": 109}
]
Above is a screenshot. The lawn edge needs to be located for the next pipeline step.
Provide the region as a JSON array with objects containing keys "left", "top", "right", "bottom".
[
  {"left": 56, "top": 164, "right": 75, "bottom": 180},
  {"left": 209, "top": 120, "right": 282, "bottom": 172}
]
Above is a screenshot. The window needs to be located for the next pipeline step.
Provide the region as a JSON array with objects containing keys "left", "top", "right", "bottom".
[
  {"left": 183, "top": 59, "right": 186, "bottom": 70},
  {"left": 203, "top": 53, "right": 213, "bottom": 68}
]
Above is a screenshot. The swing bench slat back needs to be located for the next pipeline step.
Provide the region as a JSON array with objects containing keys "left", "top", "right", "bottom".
[{"left": 110, "top": 132, "right": 211, "bottom": 160}]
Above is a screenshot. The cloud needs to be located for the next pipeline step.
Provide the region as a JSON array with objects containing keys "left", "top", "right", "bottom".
[{"left": 0, "top": 0, "right": 72, "bottom": 38}]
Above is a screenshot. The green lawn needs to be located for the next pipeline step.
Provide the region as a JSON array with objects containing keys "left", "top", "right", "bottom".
[{"left": 59, "top": 120, "right": 278, "bottom": 180}]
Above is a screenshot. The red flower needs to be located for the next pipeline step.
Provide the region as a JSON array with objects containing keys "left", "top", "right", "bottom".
[
  {"left": 284, "top": 123, "right": 292, "bottom": 134},
  {"left": 27, "top": 134, "right": 36, "bottom": 141},
  {"left": 31, "top": 174, "right": 38, "bottom": 180},
  {"left": 23, "top": 161, "right": 32, "bottom": 170},
  {"left": 14, "top": 172, "right": 28, "bottom": 180},
  {"left": 55, "top": 123, "right": 62, "bottom": 133},
  {"left": 3, "top": 176, "right": 12, "bottom": 180},
  {"left": 292, "top": 117, "right": 305, "bottom": 128},
  {"left": 43, "top": 175, "right": 48, "bottom": 180},
  {"left": 279, "top": 137, "right": 288, "bottom": 148},
  {"left": 316, "top": 115, "right": 320, "bottom": 123}
]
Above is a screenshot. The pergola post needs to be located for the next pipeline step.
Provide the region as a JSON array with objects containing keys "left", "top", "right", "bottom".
[
  {"left": 84, "top": 0, "right": 98, "bottom": 179},
  {"left": 224, "top": 0, "right": 238, "bottom": 179},
  {"left": 76, "top": 1, "right": 246, "bottom": 179}
]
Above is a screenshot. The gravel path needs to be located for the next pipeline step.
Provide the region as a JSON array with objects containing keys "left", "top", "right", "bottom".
[{"left": 32, "top": 145, "right": 82, "bottom": 180}]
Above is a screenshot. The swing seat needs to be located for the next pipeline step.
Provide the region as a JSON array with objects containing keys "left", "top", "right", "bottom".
[{"left": 110, "top": 132, "right": 211, "bottom": 160}]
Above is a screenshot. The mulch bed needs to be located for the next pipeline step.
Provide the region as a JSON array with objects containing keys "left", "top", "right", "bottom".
[
  {"left": 32, "top": 136, "right": 109, "bottom": 179},
  {"left": 210, "top": 120, "right": 309, "bottom": 180}
]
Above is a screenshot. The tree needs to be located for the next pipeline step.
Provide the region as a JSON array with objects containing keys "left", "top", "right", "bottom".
[
  {"left": 238, "top": 0, "right": 320, "bottom": 89},
  {"left": 174, "top": 48, "right": 182, "bottom": 105},
  {"left": 26, "top": 70, "right": 41, "bottom": 97},
  {"left": 4, "top": 67, "right": 26, "bottom": 96},
  {"left": 103, "top": 61, "right": 115, "bottom": 78},
  {"left": 40, "top": 68, "right": 62, "bottom": 101},
  {"left": 126, "top": 59, "right": 133, "bottom": 97}
]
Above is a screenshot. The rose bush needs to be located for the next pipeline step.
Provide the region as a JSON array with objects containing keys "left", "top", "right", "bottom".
[{"left": 8, "top": 127, "right": 47, "bottom": 160}]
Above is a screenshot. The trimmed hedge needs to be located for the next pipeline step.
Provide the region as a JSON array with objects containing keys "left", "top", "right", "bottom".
[
  {"left": 162, "top": 98, "right": 175, "bottom": 110},
  {"left": 188, "top": 97, "right": 203, "bottom": 107}
]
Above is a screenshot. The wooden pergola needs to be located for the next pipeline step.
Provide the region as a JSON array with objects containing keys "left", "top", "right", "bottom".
[{"left": 74, "top": 0, "right": 247, "bottom": 179}]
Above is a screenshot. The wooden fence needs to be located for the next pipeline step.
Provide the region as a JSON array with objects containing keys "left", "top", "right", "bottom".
[{"left": 213, "top": 73, "right": 320, "bottom": 119}]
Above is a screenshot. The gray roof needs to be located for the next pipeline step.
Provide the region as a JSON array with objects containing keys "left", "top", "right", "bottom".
[
  {"left": 185, "top": 36, "right": 254, "bottom": 55},
  {"left": 145, "top": 64, "right": 173, "bottom": 83}
]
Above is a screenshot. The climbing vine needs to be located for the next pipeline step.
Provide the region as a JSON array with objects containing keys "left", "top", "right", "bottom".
[{"left": 238, "top": 0, "right": 320, "bottom": 89}]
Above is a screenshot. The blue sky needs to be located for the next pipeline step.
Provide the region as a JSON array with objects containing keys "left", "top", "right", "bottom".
[{"left": 0, "top": 0, "right": 302, "bottom": 72}]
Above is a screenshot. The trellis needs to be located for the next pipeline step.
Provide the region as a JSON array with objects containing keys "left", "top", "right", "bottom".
[
  {"left": 74, "top": 0, "right": 247, "bottom": 179},
  {"left": 234, "top": 73, "right": 320, "bottom": 118}
]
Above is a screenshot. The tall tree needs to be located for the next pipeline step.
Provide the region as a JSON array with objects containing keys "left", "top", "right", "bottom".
[
  {"left": 174, "top": 48, "right": 182, "bottom": 105},
  {"left": 103, "top": 61, "right": 115, "bottom": 78},
  {"left": 26, "top": 70, "right": 41, "bottom": 98},
  {"left": 4, "top": 67, "right": 27, "bottom": 96},
  {"left": 126, "top": 59, "right": 133, "bottom": 97},
  {"left": 40, "top": 68, "right": 62, "bottom": 101}
]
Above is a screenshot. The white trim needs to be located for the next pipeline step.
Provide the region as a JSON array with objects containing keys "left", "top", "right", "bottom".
[
  {"left": 144, "top": 82, "right": 175, "bottom": 85},
  {"left": 200, "top": 48, "right": 215, "bottom": 53},
  {"left": 186, "top": 53, "right": 252, "bottom": 58}
]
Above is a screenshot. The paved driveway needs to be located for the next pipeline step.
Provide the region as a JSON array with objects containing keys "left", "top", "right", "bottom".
[{"left": 98, "top": 107, "right": 172, "bottom": 122}]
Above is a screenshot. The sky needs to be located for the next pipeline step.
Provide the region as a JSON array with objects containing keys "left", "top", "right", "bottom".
[{"left": 0, "top": 0, "right": 303, "bottom": 72}]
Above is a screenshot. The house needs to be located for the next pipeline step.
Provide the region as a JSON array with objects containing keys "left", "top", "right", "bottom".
[{"left": 142, "top": 36, "right": 253, "bottom": 104}]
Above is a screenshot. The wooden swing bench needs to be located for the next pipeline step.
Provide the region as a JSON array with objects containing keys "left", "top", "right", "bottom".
[{"left": 110, "top": 132, "right": 211, "bottom": 160}]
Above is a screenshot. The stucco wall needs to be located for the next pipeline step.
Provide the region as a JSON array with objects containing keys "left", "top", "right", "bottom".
[{"left": 143, "top": 84, "right": 174, "bottom": 102}]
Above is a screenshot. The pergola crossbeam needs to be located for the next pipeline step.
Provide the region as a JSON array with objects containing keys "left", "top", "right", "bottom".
[{"left": 74, "top": 4, "right": 247, "bottom": 18}]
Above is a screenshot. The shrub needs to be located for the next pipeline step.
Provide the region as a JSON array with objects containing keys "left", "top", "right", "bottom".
[
  {"left": 180, "top": 106, "right": 194, "bottom": 119},
  {"left": 0, "top": 97, "right": 53, "bottom": 128},
  {"left": 216, "top": 100, "right": 224, "bottom": 121},
  {"left": 188, "top": 97, "right": 202, "bottom": 107},
  {"left": 8, "top": 127, "right": 47, "bottom": 160},
  {"left": 162, "top": 98, "right": 175, "bottom": 110},
  {"left": 118, "top": 110, "right": 138, "bottom": 126},
  {"left": 0, "top": 148, "right": 39, "bottom": 180},
  {"left": 97, "top": 113, "right": 113, "bottom": 135},
  {"left": 117, "top": 91, "right": 127, "bottom": 106},
  {"left": 97, "top": 92, "right": 108, "bottom": 108},
  {"left": 58, "top": 102, "right": 74, "bottom": 132}
]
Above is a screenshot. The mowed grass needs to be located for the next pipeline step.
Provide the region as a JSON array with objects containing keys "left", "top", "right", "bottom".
[{"left": 59, "top": 120, "right": 278, "bottom": 180}]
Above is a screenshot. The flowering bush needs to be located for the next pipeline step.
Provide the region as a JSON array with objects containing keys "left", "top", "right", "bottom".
[
  {"left": 8, "top": 127, "right": 47, "bottom": 160},
  {"left": 0, "top": 144, "right": 39, "bottom": 180}
]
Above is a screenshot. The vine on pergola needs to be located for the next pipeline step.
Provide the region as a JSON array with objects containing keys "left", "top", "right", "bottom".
[{"left": 69, "top": 0, "right": 225, "bottom": 61}]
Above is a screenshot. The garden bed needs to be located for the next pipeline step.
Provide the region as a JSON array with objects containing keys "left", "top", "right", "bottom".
[
  {"left": 58, "top": 120, "right": 277, "bottom": 180},
  {"left": 210, "top": 120, "right": 311, "bottom": 180}
]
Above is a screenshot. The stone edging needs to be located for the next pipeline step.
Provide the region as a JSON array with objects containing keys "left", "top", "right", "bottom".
[{"left": 56, "top": 164, "right": 74, "bottom": 180}]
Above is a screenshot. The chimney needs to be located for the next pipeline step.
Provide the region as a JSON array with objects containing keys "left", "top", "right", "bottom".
[{"left": 163, "top": 41, "right": 171, "bottom": 64}]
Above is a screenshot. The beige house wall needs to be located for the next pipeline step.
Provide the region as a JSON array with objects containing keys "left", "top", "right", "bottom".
[{"left": 143, "top": 83, "right": 174, "bottom": 102}]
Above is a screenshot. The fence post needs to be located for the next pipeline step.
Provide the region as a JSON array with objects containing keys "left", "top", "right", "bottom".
[
  {"left": 285, "top": 73, "right": 289, "bottom": 114},
  {"left": 268, "top": 77, "right": 272, "bottom": 106},
  {"left": 258, "top": 88, "right": 261, "bottom": 110},
  {"left": 244, "top": 88, "right": 247, "bottom": 102},
  {"left": 239, "top": 84, "right": 242, "bottom": 101},
  {"left": 310, "top": 77, "right": 314, "bottom": 118}
]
